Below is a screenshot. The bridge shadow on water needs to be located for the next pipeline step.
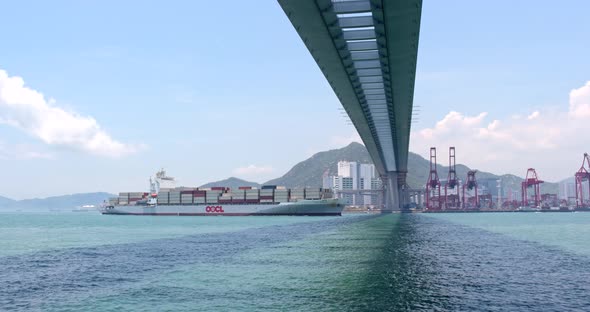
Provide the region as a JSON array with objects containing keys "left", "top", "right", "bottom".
[
  {"left": 338, "top": 214, "right": 590, "bottom": 312},
  {"left": 339, "top": 214, "right": 453, "bottom": 311}
]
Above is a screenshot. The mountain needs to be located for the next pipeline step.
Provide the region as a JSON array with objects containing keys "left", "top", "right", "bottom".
[
  {"left": 264, "top": 142, "right": 372, "bottom": 188},
  {"left": 0, "top": 196, "right": 16, "bottom": 208},
  {"left": 200, "top": 177, "right": 260, "bottom": 189},
  {"left": 406, "top": 150, "right": 558, "bottom": 194},
  {"left": 0, "top": 192, "right": 115, "bottom": 211},
  {"left": 263, "top": 142, "right": 559, "bottom": 194}
]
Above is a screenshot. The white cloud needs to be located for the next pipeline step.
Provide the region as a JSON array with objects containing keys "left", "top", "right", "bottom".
[
  {"left": 411, "top": 81, "right": 590, "bottom": 182},
  {"left": 0, "top": 69, "right": 139, "bottom": 157},
  {"left": 233, "top": 165, "right": 274, "bottom": 176},
  {"left": 527, "top": 111, "right": 540, "bottom": 120},
  {"left": 569, "top": 81, "right": 590, "bottom": 118}
]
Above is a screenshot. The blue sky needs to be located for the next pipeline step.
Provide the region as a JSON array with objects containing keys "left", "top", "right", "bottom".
[{"left": 1, "top": 1, "right": 589, "bottom": 198}]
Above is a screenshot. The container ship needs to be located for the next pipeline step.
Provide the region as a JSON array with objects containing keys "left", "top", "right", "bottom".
[{"left": 100, "top": 169, "right": 343, "bottom": 216}]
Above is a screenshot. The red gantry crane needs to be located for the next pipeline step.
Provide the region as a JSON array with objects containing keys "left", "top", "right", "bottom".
[
  {"left": 444, "top": 147, "right": 461, "bottom": 209},
  {"left": 425, "top": 147, "right": 442, "bottom": 210},
  {"left": 521, "top": 168, "right": 543, "bottom": 208},
  {"left": 575, "top": 153, "right": 590, "bottom": 208},
  {"left": 462, "top": 170, "right": 478, "bottom": 209}
]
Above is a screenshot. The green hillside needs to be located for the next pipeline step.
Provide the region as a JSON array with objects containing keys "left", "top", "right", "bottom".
[
  {"left": 200, "top": 177, "right": 260, "bottom": 189},
  {"left": 264, "top": 142, "right": 372, "bottom": 188},
  {"left": 264, "top": 142, "right": 559, "bottom": 194}
]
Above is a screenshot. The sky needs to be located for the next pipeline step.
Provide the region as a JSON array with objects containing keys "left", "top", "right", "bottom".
[{"left": 0, "top": 1, "right": 589, "bottom": 199}]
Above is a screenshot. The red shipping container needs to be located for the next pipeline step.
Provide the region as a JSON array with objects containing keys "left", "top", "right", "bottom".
[
  {"left": 260, "top": 196, "right": 273, "bottom": 200},
  {"left": 245, "top": 199, "right": 260, "bottom": 203},
  {"left": 211, "top": 187, "right": 226, "bottom": 191},
  {"left": 238, "top": 186, "right": 252, "bottom": 190}
]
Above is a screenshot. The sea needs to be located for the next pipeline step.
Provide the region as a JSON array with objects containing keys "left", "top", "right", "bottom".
[{"left": 1, "top": 211, "right": 589, "bottom": 311}]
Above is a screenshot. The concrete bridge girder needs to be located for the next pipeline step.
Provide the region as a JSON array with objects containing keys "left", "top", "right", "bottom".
[{"left": 278, "top": 0, "right": 422, "bottom": 211}]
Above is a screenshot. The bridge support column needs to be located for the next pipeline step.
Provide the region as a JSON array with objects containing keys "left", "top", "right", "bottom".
[
  {"left": 397, "top": 171, "right": 409, "bottom": 209},
  {"left": 383, "top": 171, "right": 404, "bottom": 211}
]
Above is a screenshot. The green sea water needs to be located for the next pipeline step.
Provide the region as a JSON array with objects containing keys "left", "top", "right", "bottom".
[{"left": 1, "top": 212, "right": 589, "bottom": 311}]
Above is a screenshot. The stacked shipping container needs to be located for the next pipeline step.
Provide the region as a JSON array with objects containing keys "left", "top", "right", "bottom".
[
  {"left": 245, "top": 189, "right": 259, "bottom": 203},
  {"left": 111, "top": 186, "right": 334, "bottom": 206}
]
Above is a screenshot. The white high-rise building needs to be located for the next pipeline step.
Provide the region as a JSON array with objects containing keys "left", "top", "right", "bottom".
[
  {"left": 323, "top": 161, "right": 378, "bottom": 205},
  {"left": 338, "top": 161, "right": 358, "bottom": 190},
  {"left": 358, "top": 163, "right": 375, "bottom": 204}
]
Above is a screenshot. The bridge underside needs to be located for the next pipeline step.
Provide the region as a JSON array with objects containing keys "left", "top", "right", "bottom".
[{"left": 278, "top": 0, "right": 422, "bottom": 209}]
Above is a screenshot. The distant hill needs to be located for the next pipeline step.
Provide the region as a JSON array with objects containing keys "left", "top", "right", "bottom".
[
  {"left": 406, "top": 151, "right": 558, "bottom": 194},
  {"left": 1, "top": 144, "right": 563, "bottom": 210},
  {"left": 264, "top": 142, "right": 372, "bottom": 188},
  {"left": 262, "top": 142, "right": 558, "bottom": 194},
  {"left": 200, "top": 177, "right": 260, "bottom": 189},
  {"left": 0, "top": 192, "right": 115, "bottom": 211},
  {"left": 0, "top": 196, "right": 16, "bottom": 208}
]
